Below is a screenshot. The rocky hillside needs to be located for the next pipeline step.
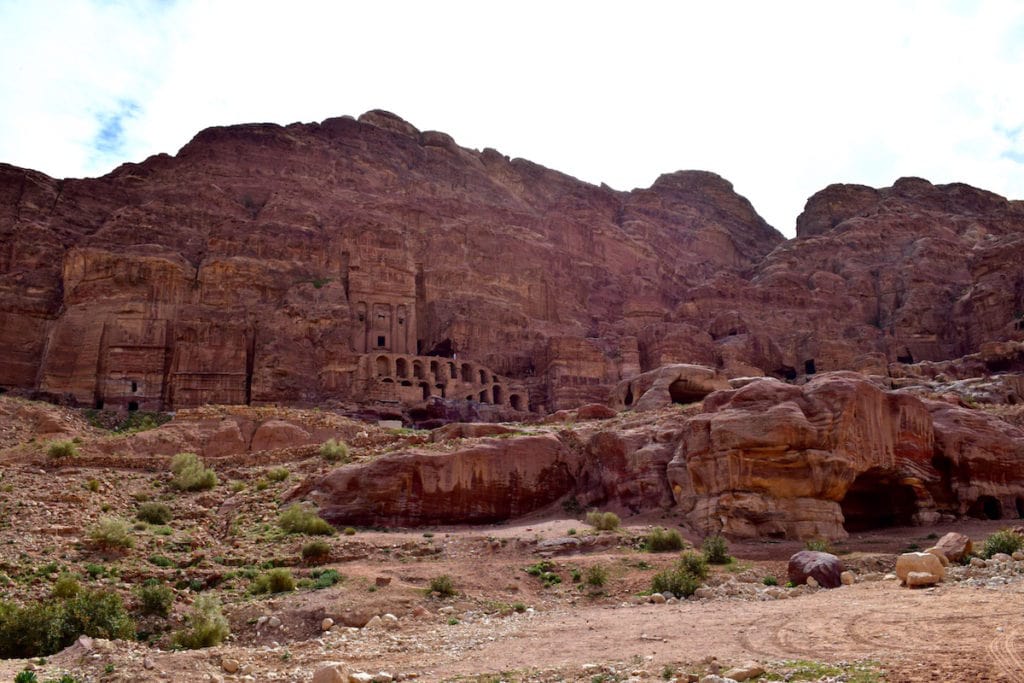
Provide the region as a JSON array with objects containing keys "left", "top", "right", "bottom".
[{"left": 1, "top": 110, "right": 1022, "bottom": 416}]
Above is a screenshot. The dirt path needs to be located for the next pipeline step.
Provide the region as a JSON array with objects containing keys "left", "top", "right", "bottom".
[{"left": 438, "top": 581, "right": 1024, "bottom": 682}]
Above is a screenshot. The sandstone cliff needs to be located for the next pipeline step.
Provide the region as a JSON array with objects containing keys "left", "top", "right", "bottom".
[{"left": 1, "top": 111, "right": 1022, "bottom": 416}]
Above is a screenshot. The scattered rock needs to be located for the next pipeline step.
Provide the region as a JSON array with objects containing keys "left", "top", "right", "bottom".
[
  {"left": 364, "top": 615, "right": 383, "bottom": 630},
  {"left": 840, "top": 570, "right": 855, "bottom": 586},
  {"left": 321, "top": 618, "right": 335, "bottom": 632},
  {"left": 896, "top": 552, "right": 945, "bottom": 586},
  {"left": 906, "top": 571, "right": 941, "bottom": 588},
  {"left": 933, "top": 532, "right": 973, "bottom": 562},
  {"left": 221, "top": 658, "right": 239, "bottom": 674},
  {"left": 924, "top": 547, "right": 950, "bottom": 566},
  {"left": 787, "top": 550, "right": 844, "bottom": 589},
  {"left": 722, "top": 662, "right": 765, "bottom": 682},
  {"left": 312, "top": 662, "right": 351, "bottom": 683}
]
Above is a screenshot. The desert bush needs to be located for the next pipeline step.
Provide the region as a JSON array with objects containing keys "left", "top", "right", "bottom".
[
  {"left": 677, "top": 551, "right": 709, "bottom": 580},
  {"left": 278, "top": 504, "right": 334, "bottom": 536},
  {"left": 525, "top": 560, "right": 561, "bottom": 587},
  {"left": 701, "top": 534, "right": 730, "bottom": 564},
  {"left": 311, "top": 568, "right": 341, "bottom": 589},
  {"left": 137, "top": 581, "right": 174, "bottom": 617},
  {"left": 169, "top": 452, "right": 218, "bottom": 491},
  {"left": 0, "top": 590, "right": 134, "bottom": 658},
  {"left": 266, "top": 467, "right": 289, "bottom": 482},
  {"left": 319, "top": 439, "right": 350, "bottom": 463},
  {"left": 762, "top": 575, "right": 779, "bottom": 586},
  {"left": 981, "top": 529, "right": 1024, "bottom": 559},
  {"left": 51, "top": 574, "right": 81, "bottom": 599},
  {"left": 301, "top": 539, "right": 332, "bottom": 564},
  {"left": 584, "top": 565, "right": 609, "bottom": 588},
  {"left": 426, "top": 574, "right": 456, "bottom": 598},
  {"left": 47, "top": 440, "right": 77, "bottom": 458},
  {"left": 585, "top": 510, "right": 620, "bottom": 531},
  {"left": 805, "top": 538, "right": 832, "bottom": 553},
  {"left": 171, "top": 595, "right": 229, "bottom": 649},
  {"left": 644, "top": 527, "right": 685, "bottom": 552},
  {"left": 88, "top": 517, "right": 134, "bottom": 553},
  {"left": 251, "top": 568, "right": 295, "bottom": 594},
  {"left": 136, "top": 502, "right": 172, "bottom": 525}
]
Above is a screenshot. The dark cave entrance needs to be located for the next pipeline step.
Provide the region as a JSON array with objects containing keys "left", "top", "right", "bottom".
[
  {"left": 624, "top": 385, "right": 634, "bottom": 407},
  {"left": 1017, "top": 497, "right": 1024, "bottom": 519},
  {"left": 968, "top": 495, "right": 1003, "bottom": 520},
  {"left": 127, "top": 401, "right": 139, "bottom": 412},
  {"left": 804, "top": 359, "right": 816, "bottom": 375},
  {"left": 668, "top": 379, "right": 710, "bottom": 405},
  {"left": 772, "top": 366, "right": 798, "bottom": 381},
  {"left": 840, "top": 469, "right": 918, "bottom": 532}
]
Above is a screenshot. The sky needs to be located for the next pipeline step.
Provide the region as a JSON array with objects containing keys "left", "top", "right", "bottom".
[{"left": 1, "top": 0, "right": 1022, "bottom": 237}]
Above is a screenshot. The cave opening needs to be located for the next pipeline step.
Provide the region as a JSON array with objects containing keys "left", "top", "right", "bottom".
[
  {"left": 420, "top": 382, "right": 430, "bottom": 400},
  {"left": 510, "top": 394, "right": 524, "bottom": 411},
  {"left": 624, "top": 385, "right": 634, "bottom": 407},
  {"left": 772, "top": 366, "right": 798, "bottom": 381},
  {"left": 668, "top": 379, "right": 710, "bottom": 405},
  {"left": 804, "top": 359, "right": 816, "bottom": 375},
  {"left": 127, "top": 401, "right": 139, "bottom": 412},
  {"left": 897, "top": 350, "right": 915, "bottom": 364},
  {"left": 968, "top": 495, "right": 1003, "bottom": 520},
  {"left": 840, "top": 469, "right": 918, "bottom": 532},
  {"left": 1017, "top": 497, "right": 1024, "bottom": 519}
]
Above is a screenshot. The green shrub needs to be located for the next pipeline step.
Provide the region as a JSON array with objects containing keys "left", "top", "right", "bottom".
[
  {"left": 278, "top": 504, "right": 334, "bottom": 536},
  {"left": 0, "top": 590, "right": 134, "bottom": 658},
  {"left": 51, "top": 574, "right": 81, "bottom": 599},
  {"left": 584, "top": 565, "right": 608, "bottom": 588},
  {"left": 586, "top": 510, "right": 621, "bottom": 531},
  {"left": 47, "top": 440, "right": 78, "bottom": 458},
  {"left": 805, "top": 538, "right": 832, "bottom": 553},
  {"left": 171, "top": 595, "right": 229, "bottom": 649},
  {"left": 644, "top": 527, "right": 685, "bottom": 552},
  {"left": 319, "top": 439, "right": 350, "bottom": 463},
  {"left": 427, "top": 574, "right": 456, "bottom": 598},
  {"left": 266, "top": 467, "right": 289, "bottom": 482},
  {"left": 14, "top": 672, "right": 37, "bottom": 683},
  {"left": 343, "top": 527, "right": 357, "bottom": 536},
  {"left": 251, "top": 568, "right": 295, "bottom": 594},
  {"left": 301, "top": 539, "right": 332, "bottom": 564},
  {"left": 677, "top": 551, "right": 709, "bottom": 580},
  {"left": 88, "top": 517, "right": 134, "bottom": 553},
  {"left": 136, "top": 502, "right": 172, "bottom": 525},
  {"left": 524, "top": 561, "right": 561, "bottom": 588},
  {"left": 981, "top": 529, "right": 1024, "bottom": 559},
  {"left": 169, "top": 453, "right": 218, "bottom": 491},
  {"left": 762, "top": 575, "right": 779, "bottom": 586},
  {"left": 138, "top": 581, "right": 174, "bottom": 617},
  {"left": 311, "top": 569, "right": 341, "bottom": 589},
  {"left": 701, "top": 534, "right": 730, "bottom": 564},
  {"left": 85, "top": 478, "right": 100, "bottom": 493},
  {"left": 148, "top": 554, "right": 173, "bottom": 568}
]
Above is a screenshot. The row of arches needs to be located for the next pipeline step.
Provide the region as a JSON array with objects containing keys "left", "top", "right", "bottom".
[{"left": 369, "top": 353, "right": 527, "bottom": 411}]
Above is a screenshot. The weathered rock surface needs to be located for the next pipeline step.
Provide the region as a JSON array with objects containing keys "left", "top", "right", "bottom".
[
  {"left": 896, "top": 552, "right": 945, "bottom": 586},
  {"left": 932, "top": 532, "right": 973, "bottom": 562},
  {"left": 787, "top": 550, "right": 844, "bottom": 589},
  {"left": 2, "top": 111, "right": 1022, "bottom": 420},
  {"left": 302, "top": 433, "right": 580, "bottom": 526}
]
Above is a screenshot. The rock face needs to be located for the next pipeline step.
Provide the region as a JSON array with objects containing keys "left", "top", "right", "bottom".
[
  {"left": 787, "top": 550, "right": 844, "bottom": 589},
  {"left": 296, "top": 370, "right": 1022, "bottom": 534},
  {"left": 302, "top": 433, "right": 580, "bottom": 526},
  {"left": 2, "top": 111, "right": 1021, "bottom": 419}
]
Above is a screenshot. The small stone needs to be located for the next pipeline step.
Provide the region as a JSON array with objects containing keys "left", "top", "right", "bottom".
[
  {"left": 382, "top": 613, "right": 400, "bottom": 629},
  {"left": 351, "top": 673, "right": 374, "bottom": 683},
  {"left": 143, "top": 657, "right": 155, "bottom": 670},
  {"left": 322, "top": 617, "right": 335, "bottom": 631},
  {"left": 256, "top": 616, "right": 268, "bottom": 628},
  {"left": 723, "top": 662, "right": 765, "bottom": 682},
  {"left": 375, "top": 576, "right": 392, "bottom": 587},
  {"left": 374, "top": 673, "right": 394, "bottom": 683},
  {"left": 221, "top": 658, "right": 239, "bottom": 674},
  {"left": 411, "top": 605, "right": 429, "bottom": 618},
  {"left": 364, "top": 615, "right": 383, "bottom": 630},
  {"left": 312, "top": 662, "right": 350, "bottom": 683},
  {"left": 267, "top": 616, "right": 282, "bottom": 628},
  {"left": 840, "top": 570, "right": 855, "bottom": 586},
  {"left": 970, "top": 557, "right": 987, "bottom": 568},
  {"left": 649, "top": 593, "right": 667, "bottom": 604},
  {"left": 805, "top": 576, "right": 819, "bottom": 588},
  {"left": 906, "top": 570, "right": 940, "bottom": 588},
  {"left": 991, "top": 552, "right": 1012, "bottom": 563},
  {"left": 438, "top": 606, "right": 455, "bottom": 615},
  {"left": 1012, "top": 550, "right": 1024, "bottom": 561}
]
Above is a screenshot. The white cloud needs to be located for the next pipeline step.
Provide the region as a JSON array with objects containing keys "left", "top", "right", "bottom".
[{"left": 0, "top": 0, "right": 1022, "bottom": 235}]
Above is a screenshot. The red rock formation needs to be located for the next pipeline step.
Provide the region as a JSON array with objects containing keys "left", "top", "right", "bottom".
[{"left": 1, "top": 111, "right": 1022, "bottom": 420}]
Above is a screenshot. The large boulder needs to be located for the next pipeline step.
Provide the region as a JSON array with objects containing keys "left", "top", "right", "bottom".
[
  {"left": 895, "top": 552, "right": 946, "bottom": 586},
  {"left": 787, "top": 550, "right": 844, "bottom": 589},
  {"left": 931, "top": 532, "right": 973, "bottom": 563}
]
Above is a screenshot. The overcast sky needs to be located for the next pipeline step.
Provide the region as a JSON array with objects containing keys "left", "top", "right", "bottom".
[{"left": 1, "top": 0, "right": 1022, "bottom": 236}]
